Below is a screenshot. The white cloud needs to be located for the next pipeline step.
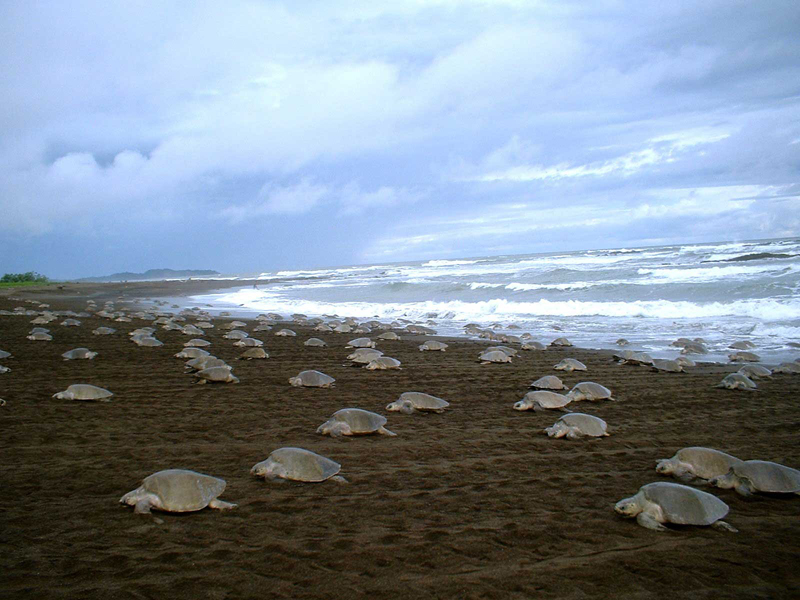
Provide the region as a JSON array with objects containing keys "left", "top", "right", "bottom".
[{"left": 220, "top": 180, "right": 330, "bottom": 222}]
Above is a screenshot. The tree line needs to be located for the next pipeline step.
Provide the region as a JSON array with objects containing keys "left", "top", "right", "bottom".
[{"left": 1, "top": 272, "right": 50, "bottom": 283}]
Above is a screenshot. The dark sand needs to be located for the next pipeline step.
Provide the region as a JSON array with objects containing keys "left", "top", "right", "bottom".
[{"left": 1, "top": 282, "right": 799, "bottom": 599}]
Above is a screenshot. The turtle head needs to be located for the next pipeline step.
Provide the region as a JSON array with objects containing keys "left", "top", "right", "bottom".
[
  {"left": 251, "top": 458, "right": 277, "bottom": 479},
  {"left": 709, "top": 469, "right": 737, "bottom": 489},
  {"left": 512, "top": 400, "right": 529, "bottom": 411},
  {"left": 614, "top": 495, "right": 642, "bottom": 517},
  {"left": 385, "top": 401, "right": 401, "bottom": 412},
  {"left": 544, "top": 422, "right": 567, "bottom": 438},
  {"left": 655, "top": 458, "right": 675, "bottom": 475}
]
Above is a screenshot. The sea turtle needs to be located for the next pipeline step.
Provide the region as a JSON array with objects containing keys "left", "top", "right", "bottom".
[
  {"left": 175, "top": 348, "right": 211, "bottom": 359},
  {"left": 419, "top": 340, "right": 448, "bottom": 352},
  {"left": 566, "top": 382, "right": 614, "bottom": 402},
  {"left": 674, "top": 356, "right": 696, "bottom": 368},
  {"left": 185, "top": 356, "right": 229, "bottom": 372},
  {"left": 737, "top": 364, "right": 772, "bottom": 380},
  {"left": 275, "top": 329, "right": 297, "bottom": 337},
  {"left": 184, "top": 339, "right": 212, "bottom": 347},
  {"left": 656, "top": 447, "right": 744, "bottom": 483},
  {"left": 27, "top": 332, "right": 53, "bottom": 341},
  {"left": 681, "top": 342, "right": 708, "bottom": 355},
  {"left": 484, "top": 345, "right": 518, "bottom": 357},
  {"left": 614, "top": 482, "right": 737, "bottom": 532},
  {"left": 479, "top": 350, "right": 512, "bottom": 364},
  {"left": 134, "top": 337, "right": 163, "bottom": 347},
  {"left": 347, "top": 337, "right": 376, "bottom": 349},
  {"left": 289, "top": 370, "right": 335, "bottom": 388},
  {"left": 728, "top": 351, "right": 760, "bottom": 363},
  {"left": 616, "top": 338, "right": 630, "bottom": 346},
  {"left": 233, "top": 338, "right": 263, "bottom": 347},
  {"left": 513, "top": 391, "right": 572, "bottom": 412},
  {"left": 347, "top": 348, "right": 383, "bottom": 362},
  {"left": 53, "top": 384, "right": 113, "bottom": 401},
  {"left": 554, "top": 358, "right": 587, "bottom": 372},
  {"left": 521, "top": 341, "right": 546, "bottom": 351},
  {"left": 544, "top": 413, "right": 609, "bottom": 439},
  {"left": 614, "top": 351, "right": 653, "bottom": 366},
  {"left": 220, "top": 321, "right": 247, "bottom": 330},
  {"left": 0, "top": 366, "right": 10, "bottom": 374},
  {"left": 194, "top": 366, "right": 239, "bottom": 384},
  {"left": 651, "top": 359, "right": 684, "bottom": 373},
  {"left": 530, "top": 375, "right": 567, "bottom": 390},
  {"left": 304, "top": 338, "right": 328, "bottom": 347},
  {"left": 709, "top": 460, "right": 800, "bottom": 497},
  {"left": 729, "top": 341, "right": 756, "bottom": 350},
  {"left": 238, "top": 348, "right": 269, "bottom": 360},
  {"left": 0, "top": 350, "right": 11, "bottom": 360},
  {"left": 251, "top": 447, "right": 346, "bottom": 483},
  {"left": 386, "top": 392, "right": 449, "bottom": 414},
  {"left": 378, "top": 332, "right": 400, "bottom": 341},
  {"left": 223, "top": 330, "right": 248, "bottom": 340},
  {"left": 61, "top": 319, "right": 81, "bottom": 326},
  {"left": 120, "top": 469, "right": 236, "bottom": 514},
  {"left": 716, "top": 373, "right": 757, "bottom": 390},
  {"left": 182, "top": 325, "right": 205, "bottom": 336},
  {"left": 772, "top": 362, "right": 800, "bottom": 374},
  {"left": 62, "top": 348, "right": 98, "bottom": 360},
  {"left": 365, "top": 357, "right": 402, "bottom": 370},
  {"left": 92, "top": 327, "right": 116, "bottom": 335},
  {"left": 550, "top": 337, "right": 573, "bottom": 347},
  {"left": 317, "top": 408, "right": 396, "bottom": 437}
]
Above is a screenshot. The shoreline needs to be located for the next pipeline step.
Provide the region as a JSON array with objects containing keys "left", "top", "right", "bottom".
[{"left": 1, "top": 280, "right": 799, "bottom": 599}]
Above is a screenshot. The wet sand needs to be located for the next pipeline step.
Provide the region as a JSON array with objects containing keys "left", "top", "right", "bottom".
[{"left": 1, "top": 282, "right": 799, "bottom": 599}]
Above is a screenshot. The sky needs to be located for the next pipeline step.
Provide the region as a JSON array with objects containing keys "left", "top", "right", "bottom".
[{"left": 1, "top": 0, "right": 799, "bottom": 279}]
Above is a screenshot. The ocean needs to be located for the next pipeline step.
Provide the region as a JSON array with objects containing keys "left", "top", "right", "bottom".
[{"left": 177, "top": 237, "right": 800, "bottom": 364}]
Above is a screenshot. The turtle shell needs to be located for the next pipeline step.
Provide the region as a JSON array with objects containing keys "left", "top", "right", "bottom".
[
  {"left": 554, "top": 358, "right": 587, "bottom": 371},
  {"left": 289, "top": 370, "right": 335, "bottom": 387},
  {"left": 550, "top": 413, "right": 608, "bottom": 437},
  {"left": 252, "top": 448, "right": 341, "bottom": 482},
  {"left": 521, "top": 390, "right": 571, "bottom": 409},
  {"left": 55, "top": 384, "right": 113, "bottom": 401},
  {"left": 530, "top": 375, "right": 566, "bottom": 390},
  {"left": 326, "top": 408, "right": 387, "bottom": 433},
  {"left": 365, "top": 357, "right": 402, "bottom": 370},
  {"left": 140, "top": 469, "right": 226, "bottom": 512},
  {"left": 62, "top": 348, "right": 97, "bottom": 360},
  {"left": 641, "top": 482, "right": 729, "bottom": 526},
  {"left": 304, "top": 338, "right": 328, "bottom": 347},
  {"left": 670, "top": 447, "right": 743, "bottom": 480},
  {"left": 397, "top": 392, "right": 449, "bottom": 411},
  {"left": 733, "top": 460, "right": 800, "bottom": 493},
  {"left": 567, "top": 382, "right": 612, "bottom": 401},
  {"left": 479, "top": 350, "right": 511, "bottom": 363}
]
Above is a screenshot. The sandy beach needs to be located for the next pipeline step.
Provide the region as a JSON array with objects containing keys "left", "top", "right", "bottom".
[{"left": 1, "top": 281, "right": 799, "bottom": 599}]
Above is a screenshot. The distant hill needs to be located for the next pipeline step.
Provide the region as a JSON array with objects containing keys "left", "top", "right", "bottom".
[{"left": 77, "top": 268, "right": 221, "bottom": 282}]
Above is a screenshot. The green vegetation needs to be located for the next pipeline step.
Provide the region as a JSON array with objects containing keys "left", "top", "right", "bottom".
[{"left": 0, "top": 272, "right": 51, "bottom": 287}]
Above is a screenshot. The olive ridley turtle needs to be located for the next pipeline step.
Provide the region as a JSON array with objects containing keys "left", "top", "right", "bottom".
[
  {"left": 251, "top": 447, "right": 346, "bottom": 483},
  {"left": 62, "top": 348, "right": 98, "bottom": 360},
  {"left": 514, "top": 391, "right": 572, "bottom": 412},
  {"left": 53, "top": 384, "right": 113, "bottom": 401},
  {"left": 716, "top": 373, "right": 757, "bottom": 390},
  {"left": 386, "top": 392, "right": 449, "bottom": 414},
  {"left": 710, "top": 460, "right": 800, "bottom": 496},
  {"left": 554, "top": 358, "right": 587, "bottom": 372},
  {"left": 289, "top": 370, "right": 335, "bottom": 388},
  {"left": 194, "top": 366, "right": 239, "bottom": 384},
  {"left": 615, "top": 482, "right": 736, "bottom": 532},
  {"left": 120, "top": 469, "right": 236, "bottom": 514},
  {"left": 317, "top": 408, "right": 396, "bottom": 437},
  {"left": 544, "top": 413, "right": 608, "bottom": 439},
  {"left": 530, "top": 375, "right": 567, "bottom": 391},
  {"left": 656, "top": 447, "right": 743, "bottom": 483},
  {"left": 566, "top": 382, "right": 614, "bottom": 402}
]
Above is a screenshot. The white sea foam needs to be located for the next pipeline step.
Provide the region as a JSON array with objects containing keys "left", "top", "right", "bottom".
[
  {"left": 197, "top": 288, "right": 800, "bottom": 323},
  {"left": 422, "top": 259, "right": 485, "bottom": 267},
  {"left": 638, "top": 264, "right": 795, "bottom": 283}
]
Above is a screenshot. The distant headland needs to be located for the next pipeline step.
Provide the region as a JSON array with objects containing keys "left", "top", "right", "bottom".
[{"left": 76, "top": 268, "right": 221, "bottom": 283}]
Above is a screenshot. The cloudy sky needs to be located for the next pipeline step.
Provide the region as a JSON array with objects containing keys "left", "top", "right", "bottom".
[{"left": 1, "top": 1, "right": 799, "bottom": 279}]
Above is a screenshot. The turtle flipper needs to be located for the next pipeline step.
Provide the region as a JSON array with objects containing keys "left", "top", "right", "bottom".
[
  {"left": 379, "top": 427, "right": 397, "bottom": 437},
  {"left": 208, "top": 499, "right": 237, "bottom": 511},
  {"left": 636, "top": 513, "right": 668, "bottom": 531},
  {"left": 134, "top": 498, "right": 153, "bottom": 514},
  {"left": 712, "top": 520, "right": 738, "bottom": 533},
  {"left": 734, "top": 479, "right": 755, "bottom": 497}
]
